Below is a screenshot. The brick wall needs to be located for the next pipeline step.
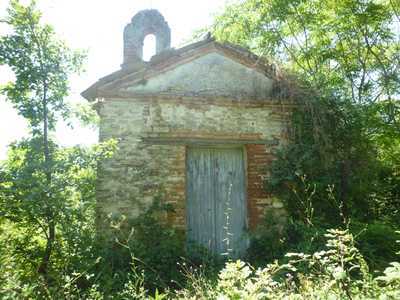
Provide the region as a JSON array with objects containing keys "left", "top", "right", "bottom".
[{"left": 245, "top": 144, "right": 286, "bottom": 229}]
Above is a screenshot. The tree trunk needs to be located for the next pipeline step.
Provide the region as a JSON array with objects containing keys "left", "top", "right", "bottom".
[
  {"left": 37, "top": 83, "right": 55, "bottom": 279},
  {"left": 38, "top": 219, "right": 55, "bottom": 276}
]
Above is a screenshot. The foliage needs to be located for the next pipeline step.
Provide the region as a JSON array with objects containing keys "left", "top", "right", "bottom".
[
  {"left": 99, "top": 201, "right": 188, "bottom": 293},
  {"left": 246, "top": 218, "right": 326, "bottom": 268},
  {"left": 208, "top": 0, "right": 400, "bottom": 227},
  {"left": 0, "top": 0, "right": 86, "bottom": 278},
  {"left": 0, "top": 0, "right": 399, "bottom": 298},
  {"left": 376, "top": 262, "right": 400, "bottom": 285},
  {"left": 1, "top": 218, "right": 400, "bottom": 299},
  {"left": 351, "top": 221, "right": 399, "bottom": 271},
  {"left": 246, "top": 189, "right": 398, "bottom": 272},
  {"left": 0, "top": 140, "right": 116, "bottom": 297},
  {"left": 212, "top": 0, "right": 400, "bottom": 104},
  {"left": 0, "top": 0, "right": 85, "bottom": 131},
  {"left": 176, "top": 229, "right": 400, "bottom": 300},
  {"left": 71, "top": 102, "right": 100, "bottom": 129}
]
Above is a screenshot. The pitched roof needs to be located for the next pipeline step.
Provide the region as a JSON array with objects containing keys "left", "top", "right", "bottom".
[{"left": 81, "top": 38, "right": 280, "bottom": 101}]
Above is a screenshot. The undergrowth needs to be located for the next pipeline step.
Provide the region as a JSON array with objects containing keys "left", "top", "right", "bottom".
[{"left": 1, "top": 201, "right": 399, "bottom": 299}]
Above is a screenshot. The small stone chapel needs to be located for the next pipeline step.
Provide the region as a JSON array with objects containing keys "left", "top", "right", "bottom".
[{"left": 82, "top": 9, "right": 293, "bottom": 257}]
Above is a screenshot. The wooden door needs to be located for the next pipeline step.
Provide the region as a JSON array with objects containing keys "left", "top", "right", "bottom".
[{"left": 186, "top": 147, "right": 247, "bottom": 257}]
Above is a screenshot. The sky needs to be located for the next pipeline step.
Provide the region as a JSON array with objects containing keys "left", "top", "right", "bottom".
[{"left": 0, "top": 0, "right": 229, "bottom": 160}]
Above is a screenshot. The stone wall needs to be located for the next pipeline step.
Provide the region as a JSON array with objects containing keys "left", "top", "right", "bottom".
[{"left": 97, "top": 96, "right": 291, "bottom": 231}]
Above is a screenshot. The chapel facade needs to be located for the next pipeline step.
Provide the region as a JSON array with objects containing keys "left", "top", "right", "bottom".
[{"left": 82, "top": 9, "right": 293, "bottom": 256}]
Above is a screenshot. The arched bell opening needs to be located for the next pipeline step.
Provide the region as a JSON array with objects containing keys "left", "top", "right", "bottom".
[
  {"left": 142, "top": 34, "right": 156, "bottom": 62},
  {"left": 122, "top": 9, "right": 171, "bottom": 67}
]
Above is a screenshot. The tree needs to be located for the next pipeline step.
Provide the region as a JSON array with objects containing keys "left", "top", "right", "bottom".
[
  {"left": 0, "top": 0, "right": 85, "bottom": 278},
  {"left": 212, "top": 0, "right": 399, "bottom": 104},
  {"left": 209, "top": 0, "right": 400, "bottom": 224}
]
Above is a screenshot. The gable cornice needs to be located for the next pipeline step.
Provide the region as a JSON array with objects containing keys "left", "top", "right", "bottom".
[{"left": 81, "top": 40, "right": 278, "bottom": 101}]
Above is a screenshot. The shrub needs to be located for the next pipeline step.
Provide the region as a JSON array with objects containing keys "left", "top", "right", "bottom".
[
  {"left": 177, "top": 228, "right": 400, "bottom": 299},
  {"left": 351, "top": 221, "right": 399, "bottom": 271},
  {"left": 246, "top": 212, "right": 326, "bottom": 267}
]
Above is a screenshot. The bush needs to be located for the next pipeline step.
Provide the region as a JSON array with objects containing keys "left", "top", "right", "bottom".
[
  {"left": 246, "top": 212, "right": 326, "bottom": 267},
  {"left": 177, "top": 229, "right": 400, "bottom": 299},
  {"left": 351, "top": 221, "right": 399, "bottom": 272}
]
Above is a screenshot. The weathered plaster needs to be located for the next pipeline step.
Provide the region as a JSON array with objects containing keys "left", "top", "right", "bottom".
[{"left": 124, "top": 53, "right": 273, "bottom": 100}]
